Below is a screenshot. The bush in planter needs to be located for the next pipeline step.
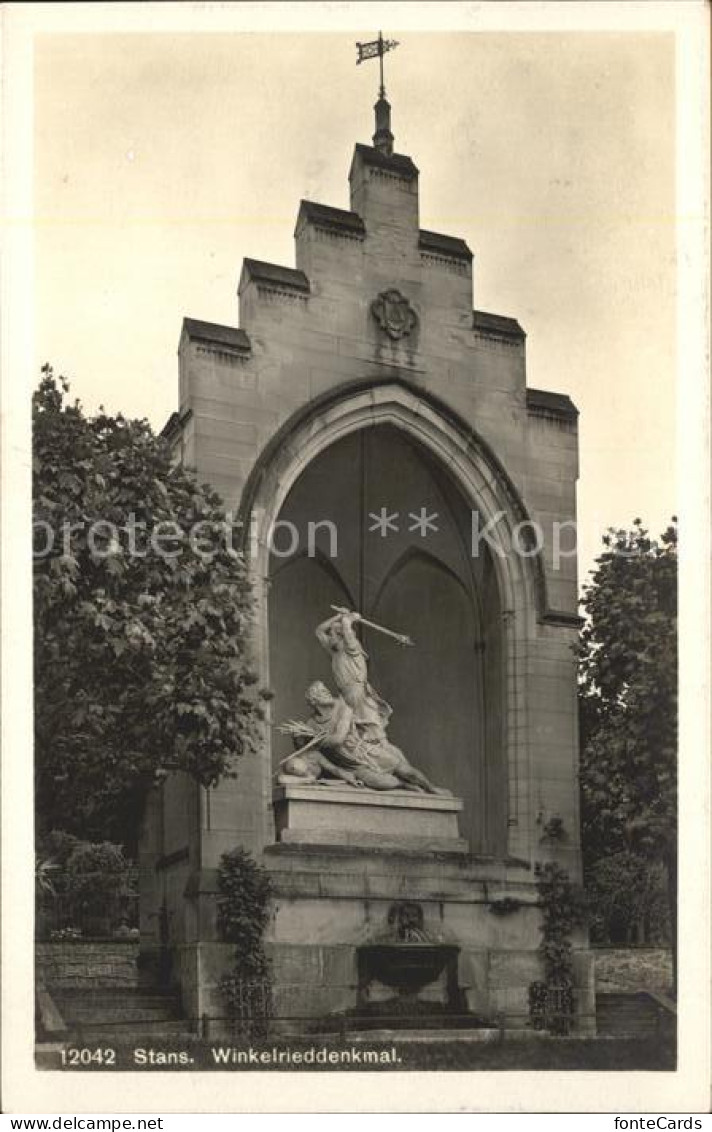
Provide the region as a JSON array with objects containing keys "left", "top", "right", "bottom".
[{"left": 65, "top": 841, "right": 131, "bottom": 936}]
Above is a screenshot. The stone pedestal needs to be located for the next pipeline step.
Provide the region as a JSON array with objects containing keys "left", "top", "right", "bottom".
[{"left": 272, "top": 784, "right": 468, "bottom": 853}]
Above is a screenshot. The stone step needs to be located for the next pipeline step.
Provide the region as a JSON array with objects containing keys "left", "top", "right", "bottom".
[
  {"left": 51, "top": 987, "right": 184, "bottom": 1028},
  {"left": 596, "top": 992, "right": 665, "bottom": 1036},
  {"left": 68, "top": 1019, "right": 198, "bottom": 1040},
  {"left": 333, "top": 1027, "right": 505, "bottom": 1043}
]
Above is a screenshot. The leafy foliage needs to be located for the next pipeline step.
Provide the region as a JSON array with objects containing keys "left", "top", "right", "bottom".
[
  {"left": 33, "top": 367, "right": 261, "bottom": 845},
  {"left": 217, "top": 848, "right": 273, "bottom": 1033},
  {"left": 35, "top": 856, "right": 57, "bottom": 898},
  {"left": 578, "top": 520, "right": 677, "bottom": 964},
  {"left": 63, "top": 840, "right": 130, "bottom": 905},
  {"left": 578, "top": 519, "right": 677, "bottom": 863},
  {"left": 35, "top": 835, "right": 136, "bottom": 939},
  {"left": 39, "top": 829, "right": 82, "bottom": 867},
  {"left": 529, "top": 861, "right": 588, "bottom": 1034},
  {"left": 528, "top": 980, "right": 571, "bottom": 1033},
  {"left": 216, "top": 847, "right": 272, "bottom": 974},
  {"left": 585, "top": 851, "right": 670, "bottom": 945}
]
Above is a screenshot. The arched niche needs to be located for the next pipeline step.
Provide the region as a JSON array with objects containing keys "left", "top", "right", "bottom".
[
  {"left": 244, "top": 380, "right": 542, "bottom": 861},
  {"left": 266, "top": 424, "right": 506, "bottom": 854}
]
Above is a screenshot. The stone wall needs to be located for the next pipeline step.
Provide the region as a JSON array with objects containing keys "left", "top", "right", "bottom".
[
  {"left": 36, "top": 942, "right": 141, "bottom": 988},
  {"left": 594, "top": 948, "right": 673, "bottom": 994}
]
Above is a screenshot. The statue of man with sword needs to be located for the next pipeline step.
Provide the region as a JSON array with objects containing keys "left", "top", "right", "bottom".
[{"left": 278, "top": 607, "right": 448, "bottom": 795}]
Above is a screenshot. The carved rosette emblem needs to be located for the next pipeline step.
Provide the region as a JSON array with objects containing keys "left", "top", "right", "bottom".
[{"left": 371, "top": 289, "right": 418, "bottom": 341}]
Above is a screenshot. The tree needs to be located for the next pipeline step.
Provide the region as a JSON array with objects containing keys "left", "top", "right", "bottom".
[
  {"left": 585, "top": 851, "right": 670, "bottom": 945},
  {"left": 578, "top": 519, "right": 677, "bottom": 981},
  {"left": 33, "top": 366, "right": 262, "bottom": 847}
]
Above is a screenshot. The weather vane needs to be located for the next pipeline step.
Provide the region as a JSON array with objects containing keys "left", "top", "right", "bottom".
[{"left": 356, "top": 31, "right": 399, "bottom": 99}]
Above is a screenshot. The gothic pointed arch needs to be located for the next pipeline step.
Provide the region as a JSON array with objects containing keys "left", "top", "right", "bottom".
[
  {"left": 244, "top": 379, "right": 541, "bottom": 859},
  {"left": 239, "top": 375, "right": 549, "bottom": 620},
  {"left": 369, "top": 542, "right": 482, "bottom": 622}
]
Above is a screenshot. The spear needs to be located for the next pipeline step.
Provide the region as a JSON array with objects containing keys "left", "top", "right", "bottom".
[
  {"left": 275, "top": 725, "right": 327, "bottom": 766},
  {"left": 330, "top": 604, "right": 414, "bottom": 647}
]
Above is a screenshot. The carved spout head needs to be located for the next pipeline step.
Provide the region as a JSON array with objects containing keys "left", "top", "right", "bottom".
[{"left": 387, "top": 900, "right": 429, "bottom": 942}]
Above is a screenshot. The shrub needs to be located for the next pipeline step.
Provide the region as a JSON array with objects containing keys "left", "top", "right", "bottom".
[
  {"left": 529, "top": 861, "right": 588, "bottom": 1035},
  {"left": 217, "top": 848, "right": 273, "bottom": 1035},
  {"left": 36, "top": 837, "right": 134, "bottom": 939}
]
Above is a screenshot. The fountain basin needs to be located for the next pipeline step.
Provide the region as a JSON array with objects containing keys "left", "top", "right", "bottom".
[{"left": 358, "top": 943, "right": 460, "bottom": 994}]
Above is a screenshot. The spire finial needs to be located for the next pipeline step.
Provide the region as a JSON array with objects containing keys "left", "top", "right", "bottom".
[{"left": 356, "top": 32, "right": 399, "bottom": 155}]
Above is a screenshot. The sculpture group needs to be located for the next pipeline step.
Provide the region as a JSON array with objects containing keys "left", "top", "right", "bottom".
[{"left": 278, "top": 608, "right": 448, "bottom": 794}]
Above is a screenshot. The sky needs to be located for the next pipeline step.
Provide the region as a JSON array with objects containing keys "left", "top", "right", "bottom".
[{"left": 34, "top": 28, "right": 677, "bottom": 587}]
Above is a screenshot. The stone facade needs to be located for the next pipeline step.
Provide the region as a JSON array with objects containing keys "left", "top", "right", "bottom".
[{"left": 140, "top": 102, "right": 591, "bottom": 1033}]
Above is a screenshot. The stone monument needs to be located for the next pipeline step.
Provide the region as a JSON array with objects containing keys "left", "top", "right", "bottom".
[
  {"left": 139, "top": 45, "right": 594, "bottom": 1033},
  {"left": 273, "top": 609, "right": 466, "bottom": 855}
]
